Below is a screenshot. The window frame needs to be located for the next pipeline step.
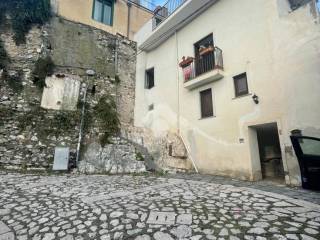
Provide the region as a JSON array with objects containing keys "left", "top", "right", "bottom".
[
  {"left": 199, "top": 88, "right": 214, "bottom": 119},
  {"left": 145, "top": 67, "right": 155, "bottom": 89},
  {"left": 233, "top": 72, "right": 249, "bottom": 98},
  {"left": 92, "top": 0, "right": 114, "bottom": 26}
]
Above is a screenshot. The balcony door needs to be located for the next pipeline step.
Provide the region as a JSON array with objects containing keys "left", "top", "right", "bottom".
[{"left": 194, "top": 34, "right": 214, "bottom": 76}]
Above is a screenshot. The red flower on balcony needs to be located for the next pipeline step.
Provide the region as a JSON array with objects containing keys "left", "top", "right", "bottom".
[{"left": 179, "top": 56, "right": 194, "bottom": 68}]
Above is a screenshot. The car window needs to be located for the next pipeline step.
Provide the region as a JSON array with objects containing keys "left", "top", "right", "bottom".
[{"left": 300, "top": 138, "right": 320, "bottom": 156}]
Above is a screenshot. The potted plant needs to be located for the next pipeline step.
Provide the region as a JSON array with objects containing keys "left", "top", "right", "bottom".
[
  {"left": 199, "top": 45, "right": 214, "bottom": 56},
  {"left": 179, "top": 56, "right": 194, "bottom": 68}
]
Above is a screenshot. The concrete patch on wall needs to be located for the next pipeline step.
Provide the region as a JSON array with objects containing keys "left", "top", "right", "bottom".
[{"left": 41, "top": 74, "right": 80, "bottom": 111}]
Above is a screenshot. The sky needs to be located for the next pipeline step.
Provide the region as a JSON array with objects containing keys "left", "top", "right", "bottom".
[{"left": 154, "top": 0, "right": 166, "bottom": 5}]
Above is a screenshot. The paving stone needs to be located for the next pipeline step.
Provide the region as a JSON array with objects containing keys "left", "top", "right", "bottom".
[
  {"left": 0, "top": 232, "right": 15, "bottom": 240},
  {"left": 304, "top": 228, "right": 319, "bottom": 235},
  {"left": 171, "top": 225, "right": 192, "bottom": 238},
  {"left": 135, "top": 235, "right": 151, "bottom": 240},
  {"left": 0, "top": 222, "right": 10, "bottom": 235},
  {"left": 0, "top": 209, "right": 10, "bottom": 216},
  {"left": 176, "top": 214, "right": 192, "bottom": 225},
  {"left": 218, "top": 228, "right": 229, "bottom": 236},
  {"left": 154, "top": 231, "right": 174, "bottom": 240},
  {"left": 110, "top": 211, "right": 123, "bottom": 218},
  {"left": 247, "top": 227, "right": 266, "bottom": 235}
]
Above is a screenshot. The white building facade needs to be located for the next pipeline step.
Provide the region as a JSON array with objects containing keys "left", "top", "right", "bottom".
[{"left": 134, "top": 0, "right": 320, "bottom": 185}]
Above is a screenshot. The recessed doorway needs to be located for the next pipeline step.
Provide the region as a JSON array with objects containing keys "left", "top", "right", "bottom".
[{"left": 250, "top": 123, "right": 285, "bottom": 183}]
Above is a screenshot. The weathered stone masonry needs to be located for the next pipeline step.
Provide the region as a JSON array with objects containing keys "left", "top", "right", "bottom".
[
  {"left": 0, "top": 17, "right": 137, "bottom": 170},
  {"left": 0, "top": 16, "right": 192, "bottom": 173}
]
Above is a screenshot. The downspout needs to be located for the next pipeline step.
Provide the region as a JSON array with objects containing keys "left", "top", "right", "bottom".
[
  {"left": 75, "top": 80, "right": 88, "bottom": 167},
  {"left": 175, "top": 31, "right": 180, "bottom": 133},
  {"left": 175, "top": 31, "right": 199, "bottom": 173},
  {"left": 127, "top": 1, "right": 132, "bottom": 38}
]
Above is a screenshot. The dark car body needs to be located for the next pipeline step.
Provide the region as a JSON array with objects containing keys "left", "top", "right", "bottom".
[{"left": 290, "top": 136, "right": 320, "bottom": 190}]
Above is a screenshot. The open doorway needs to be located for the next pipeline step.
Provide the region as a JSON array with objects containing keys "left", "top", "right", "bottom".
[{"left": 250, "top": 123, "right": 285, "bottom": 183}]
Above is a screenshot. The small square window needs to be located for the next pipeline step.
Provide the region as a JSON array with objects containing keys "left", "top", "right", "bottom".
[
  {"left": 233, "top": 73, "right": 249, "bottom": 97},
  {"left": 145, "top": 68, "right": 154, "bottom": 89},
  {"left": 148, "top": 104, "right": 154, "bottom": 111},
  {"left": 92, "top": 0, "right": 113, "bottom": 26},
  {"left": 200, "top": 88, "right": 214, "bottom": 119}
]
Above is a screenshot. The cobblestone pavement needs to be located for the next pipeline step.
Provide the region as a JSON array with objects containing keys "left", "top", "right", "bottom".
[
  {"left": 0, "top": 173, "right": 320, "bottom": 240},
  {"left": 170, "top": 174, "right": 320, "bottom": 205}
]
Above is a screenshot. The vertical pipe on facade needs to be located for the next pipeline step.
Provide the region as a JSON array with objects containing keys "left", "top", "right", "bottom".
[
  {"left": 175, "top": 31, "right": 199, "bottom": 173},
  {"left": 175, "top": 31, "right": 180, "bottom": 133},
  {"left": 76, "top": 81, "right": 88, "bottom": 167},
  {"left": 127, "top": 2, "right": 132, "bottom": 38}
]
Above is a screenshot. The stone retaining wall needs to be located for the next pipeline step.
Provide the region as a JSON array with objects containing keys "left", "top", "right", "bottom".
[{"left": 0, "top": 16, "right": 193, "bottom": 173}]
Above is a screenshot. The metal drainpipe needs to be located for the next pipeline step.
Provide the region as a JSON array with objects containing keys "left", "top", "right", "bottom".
[
  {"left": 175, "top": 31, "right": 180, "bottom": 134},
  {"left": 75, "top": 80, "right": 88, "bottom": 167},
  {"left": 127, "top": 2, "right": 132, "bottom": 38},
  {"left": 175, "top": 30, "right": 199, "bottom": 173}
]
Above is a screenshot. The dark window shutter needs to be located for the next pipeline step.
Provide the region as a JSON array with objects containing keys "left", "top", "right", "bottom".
[
  {"left": 234, "top": 73, "right": 249, "bottom": 97},
  {"left": 145, "top": 68, "right": 154, "bottom": 89},
  {"left": 200, "top": 89, "right": 214, "bottom": 118}
]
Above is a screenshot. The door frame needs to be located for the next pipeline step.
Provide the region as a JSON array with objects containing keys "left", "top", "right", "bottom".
[{"left": 248, "top": 121, "right": 288, "bottom": 183}]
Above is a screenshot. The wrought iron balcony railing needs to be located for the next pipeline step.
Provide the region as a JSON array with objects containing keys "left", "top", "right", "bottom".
[
  {"left": 152, "top": 0, "right": 187, "bottom": 29},
  {"left": 180, "top": 47, "right": 223, "bottom": 83}
]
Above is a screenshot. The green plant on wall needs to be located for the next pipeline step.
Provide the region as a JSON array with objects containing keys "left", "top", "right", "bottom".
[
  {"left": 0, "top": 0, "right": 51, "bottom": 45},
  {"left": 18, "top": 107, "right": 81, "bottom": 141},
  {"left": 94, "top": 94, "right": 120, "bottom": 146},
  {"left": 0, "top": 39, "right": 9, "bottom": 69},
  {"left": 32, "top": 56, "right": 55, "bottom": 89}
]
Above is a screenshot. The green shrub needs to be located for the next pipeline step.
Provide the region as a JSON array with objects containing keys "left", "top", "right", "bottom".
[
  {"left": 32, "top": 56, "right": 55, "bottom": 89},
  {"left": 18, "top": 108, "right": 81, "bottom": 141},
  {"left": 135, "top": 151, "right": 145, "bottom": 162},
  {"left": 94, "top": 94, "right": 120, "bottom": 146}
]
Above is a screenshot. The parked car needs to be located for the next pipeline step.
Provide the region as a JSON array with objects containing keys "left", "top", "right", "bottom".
[{"left": 290, "top": 136, "right": 320, "bottom": 190}]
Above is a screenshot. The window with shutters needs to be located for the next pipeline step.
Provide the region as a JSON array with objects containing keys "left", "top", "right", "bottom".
[
  {"left": 145, "top": 68, "right": 154, "bottom": 89},
  {"left": 200, "top": 88, "right": 214, "bottom": 119},
  {"left": 92, "top": 0, "right": 114, "bottom": 26},
  {"left": 233, "top": 73, "right": 249, "bottom": 97}
]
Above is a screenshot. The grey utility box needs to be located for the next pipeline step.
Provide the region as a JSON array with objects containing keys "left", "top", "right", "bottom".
[{"left": 53, "top": 147, "right": 70, "bottom": 171}]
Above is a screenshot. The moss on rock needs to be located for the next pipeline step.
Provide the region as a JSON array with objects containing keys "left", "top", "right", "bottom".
[{"left": 94, "top": 94, "right": 120, "bottom": 146}]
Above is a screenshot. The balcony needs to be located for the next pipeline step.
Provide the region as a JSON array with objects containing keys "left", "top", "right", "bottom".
[
  {"left": 152, "top": 0, "right": 187, "bottom": 29},
  {"left": 180, "top": 47, "right": 224, "bottom": 90},
  {"left": 135, "top": 0, "right": 219, "bottom": 51}
]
